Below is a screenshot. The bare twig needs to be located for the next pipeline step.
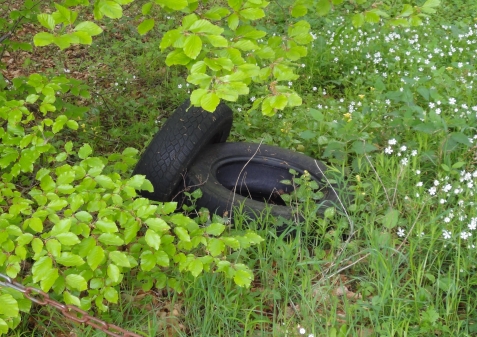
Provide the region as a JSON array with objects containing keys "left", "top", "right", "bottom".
[
  {"left": 228, "top": 140, "right": 264, "bottom": 219},
  {"left": 318, "top": 252, "right": 371, "bottom": 283},
  {"left": 0, "top": 0, "right": 43, "bottom": 59},
  {"left": 313, "top": 160, "right": 359, "bottom": 282},
  {"left": 0, "top": 32, "right": 12, "bottom": 44},
  {"left": 172, "top": 171, "right": 209, "bottom": 202}
]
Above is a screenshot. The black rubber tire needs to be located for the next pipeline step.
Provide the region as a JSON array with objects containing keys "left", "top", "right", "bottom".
[
  {"left": 132, "top": 99, "right": 233, "bottom": 201},
  {"left": 185, "top": 142, "right": 349, "bottom": 226}
]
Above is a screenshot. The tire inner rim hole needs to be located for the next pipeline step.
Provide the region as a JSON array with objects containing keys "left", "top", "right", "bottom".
[{"left": 216, "top": 161, "right": 305, "bottom": 206}]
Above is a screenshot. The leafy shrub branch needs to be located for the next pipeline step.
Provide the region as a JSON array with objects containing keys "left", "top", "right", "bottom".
[
  {"left": 29, "top": 0, "right": 441, "bottom": 114},
  {"left": 0, "top": 74, "right": 263, "bottom": 335}
]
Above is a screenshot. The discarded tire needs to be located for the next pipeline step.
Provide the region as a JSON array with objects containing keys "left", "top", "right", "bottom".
[
  {"left": 185, "top": 142, "right": 346, "bottom": 224},
  {"left": 132, "top": 99, "right": 233, "bottom": 201}
]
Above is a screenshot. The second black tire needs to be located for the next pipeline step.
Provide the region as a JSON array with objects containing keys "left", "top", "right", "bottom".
[
  {"left": 132, "top": 99, "right": 233, "bottom": 202},
  {"left": 185, "top": 142, "right": 347, "bottom": 224}
]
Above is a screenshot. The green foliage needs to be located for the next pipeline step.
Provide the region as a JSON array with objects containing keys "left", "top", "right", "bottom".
[
  {"left": 27, "top": 0, "right": 440, "bottom": 114},
  {"left": 0, "top": 74, "right": 262, "bottom": 335}
]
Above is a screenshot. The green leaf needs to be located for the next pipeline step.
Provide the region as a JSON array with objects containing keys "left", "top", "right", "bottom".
[
  {"left": 352, "top": 13, "right": 365, "bottom": 27},
  {"left": 189, "top": 20, "right": 223, "bottom": 34},
  {"left": 261, "top": 96, "right": 273, "bottom": 116},
  {"left": 46, "top": 240, "right": 61, "bottom": 257},
  {"left": 291, "top": 4, "right": 307, "bottom": 17},
  {"left": 26, "top": 217, "right": 43, "bottom": 232},
  {"left": 26, "top": 94, "right": 40, "bottom": 103},
  {"left": 222, "top": 237, "right": 240, "bottom": 249},
  {"left": 137, "top": 19, "right": 155, "bottom": 35},
  {"left": 205, "top": 223, "right": 226, "bottom": 236},
  {"left": 145, "top": 229, "right": 161, "bottom": 250},
  {"left": 32, "top": 256, "right": 53, "bottom": 282},
  {"left": 166, "top": 213, "right": 191, "bottom": 226},
  {"left": 95, "top": 219, "right": 118, "bottom": 233},
  {"left": 75, "top": 211, "right": 93, "bottom": 222},
  {"left": 187, "top": 73, "right": 211, "bottom": 86},
  {"left": 450, "top": 132, "right": 472, "bottom": 146},
  {"left": 409, "top": 15, "right": 422, "bottom": 26},
  {"left": 270, "top": 95, "right": 288, "bottom": 110},
  {"left": 145, "top": 218, "right": 171, "bottom": 232},
  {"left": 191, "top": 61, "right": 207, "bottom": 73},
  {"left": 54, "top": 3, "right": 77, "bottom": 24},
  {"left": 56, "top": 252, "right": 85, "bottom": 266},
  {"left": 37, "top": 13, "right": 55, "bottom": 30},
  {"left": 64, "top": 292, "right": 80, "bottom": 307},
  {"left": 233, "top": 268, "right": 252, "bottom": 287},
  {"left": 87, "top": 246, "right": 105, "bottom": 271},
  {"left": 273, "top": 64, "right": 299, "bottom": 81},
  {"left": 316, "top": 0, "right": 331, "bottom": 16},
  {"left": 160, "top": 29, "right": 182, "bottom": 50},
  {"left": 182, "top": 13, "right": 199, "bottom": 29},
  {"left": 174, "top": 227, "right": 190, "bottom": 242},
  {"left": 99, "top": 0, "right": 123, "bottom": 19},
  {"left": 244, "top": 232, "right": 263, "bottom": 245},
  {"left": 31, "top": 238, "right": 44, "bottom": 254},
  {"left": 0, "top": 294, "right": 19, "bottom": 318},
  {"left": 204, "top": 7, "right": 230, "bottom": 20},
  {"left": 104, "top": 286, "right": 119, "bottom": 303},
  {"left": 107, "top": 264, "right": 121, "bottom": 282},
  {"left": 155, "top": 250, "right": 170, "bottom": 267},
  {"left": 47, "top": 199, "right": 68, "bottom": 211},
  {"left": 190, "top": 89, "right": 208, "bottom": 106},
  {"left": 288, "top": 93, "right": 302, "bottom": 107},
  {"left": 0, "top": 319, "right": 7, "bottom": 334},
  {"left": 142, "top": 2, "right": 153, "bottom": 15},
  {"left": 33, "top": 32, "right": 55, "bottom": 46},
  {"left": 239, "top": 8, "right": 265, "bottom": 20},
  {"left": 228, "top": 0, "right": 242, "bottom": 11},
  {"left": 389, "top": 18, "right": 410, "bottom": 27},
  {"left": 207, "top": 238, "right": 225, "bottom": 256},
  {"left": 365, "top": 11, "right": 380, "bottom": 24},
  {"left": 422, "top": 306, "right": 439, "bottom": 324},
  {"left": 109, "top": 251, "right": 131, "bottom": 267},
  {"left": 451, "top": 161, "right": 466, "bottom": 169},
  {"left": 228, "top": 13, "right": 239, "bottom": 30},
  {"left": 157, "top": 0, "right": 188, "bottom": 10},
  {"left": 183, "top": 35, "right": 202, "bottom": 59},
  {"left": 140, "top": 251, "right": 156, "bottom": 271},
  {"left": 422, "top": 0, "right": 440, "bottom": 14},
  {"left": 94, "top": 175, "right": 116, "bottom": 189},
  {"left": 188, "top": 259, "right": 203, "bottom": 277},
  {"left": 40, "top": 268, "right": 59, "bottom": 292},
  {"left": 75, "top": 21, "right": 103, "bottom": 36},
  {"left": 53, "top": 34, "right": 72, "bottom": 50},
  {"left": 399, "top": 4, "right": 414, "bottom": 17},
  {"left": 383, "top": 209, "right": 399, "bottom": 229},
  {"left": 56, "top": 232, "right": 81, "bottom": 246},
  {"left": 201, "top": 92, "right": 220, "bottom": 112},
  {"left": 417, "top": 86, "right": 429, "bottom": 101},
  {"left": 165, "top": 49, "right": 191, "bottom": 66},
  {"left": 78, "top": 144, "right": 92, "bottom": 159},
  {"left": 65, "top": 274, "right": 87, "bottom": 291},
  {"left": 232, "top": 39, "right": 257, "bottom": 51},
  {"left": 98, "top": 233, "right": 124, "bottom": 246},
  {"left": 206, "top": 35, "right": 228, "bottom": 47}
]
